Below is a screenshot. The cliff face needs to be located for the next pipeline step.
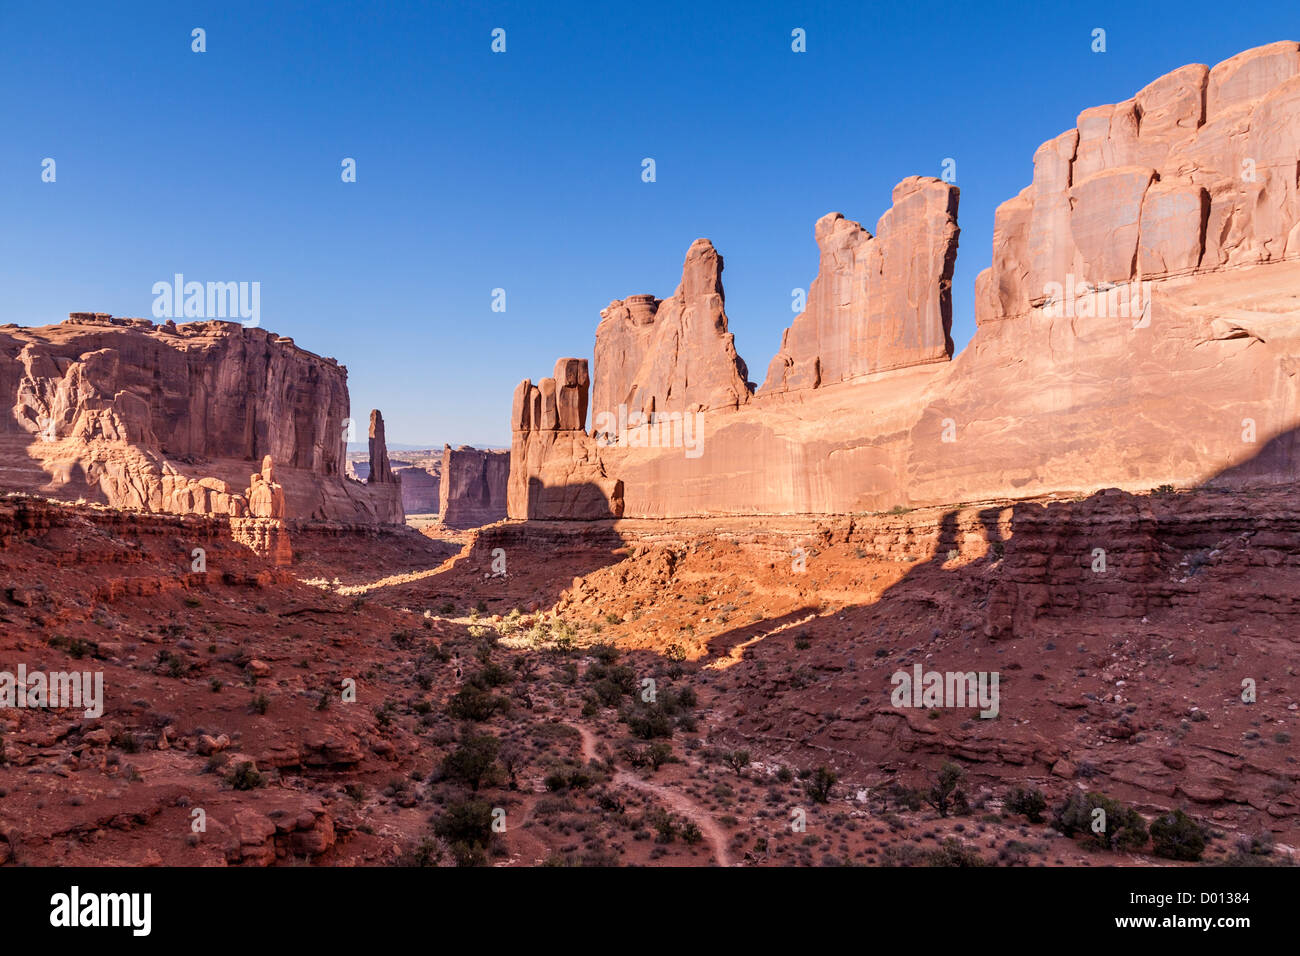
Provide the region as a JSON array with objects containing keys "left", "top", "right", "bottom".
[
  {"left": 762, "top": 176, "right": 959, "bottom": 392},
  {"left": 508, "top": 43, "right": 1300, "bottom": 520},
  {"left": 395, "top": 462, "right": 440, "bottom": 515},
  {"left": 592, "top": 239, "right": 752, "bottom": 435},
  {"left": 438, "top": 445, "right": 509, "bottom": 529},
  {"left": 0, "top": 314, "right": 402, "bottom": 524},
  {"left": 509, "top": 358, "right": 623, "bottom": 520},
  {"left": 976, "top": 41, "right": 1300, "bottom": 323}
]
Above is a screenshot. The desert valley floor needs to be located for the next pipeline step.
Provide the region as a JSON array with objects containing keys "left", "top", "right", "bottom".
[{"left": 0, "top": 482, "right": 1295, "bottom": 867}]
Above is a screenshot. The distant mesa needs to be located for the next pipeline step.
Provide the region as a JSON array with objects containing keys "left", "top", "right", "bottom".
[
  {"left": 0, "top": 315, "right": 404, "bottom": 562},
  {"left": 346, "top": 443, "right": 509, "bottom": 529}
]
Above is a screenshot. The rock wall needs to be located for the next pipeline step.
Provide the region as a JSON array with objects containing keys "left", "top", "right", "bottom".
[
  {"left": 592, "top": 238, "right": 752, "bottom": 435},
  {"left": 395, "top": 462, "right": 441, "bottom": 515},
  {"left": 509, "top": 359, "right": 623, "bottom": 520},
  {"left": 508, "top": 43, "right": 1300, "bottom": 520},
  {"left": 976, "top": 41, "right": 1300, "bottom": 324},
  {"left": 762, "top": 177, "right": 959, "bottom": 392},
  {"left": 437, "top": 445, "right": 510, "bottom": 528},
  {"left": 0, "top": 314, "right": 402, "bottom": 524}
]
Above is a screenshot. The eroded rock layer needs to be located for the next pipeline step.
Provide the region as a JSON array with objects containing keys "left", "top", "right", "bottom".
[
  {"left": 0, "top": 314, "right": 402, "bottom": 524},
  {"left": 509, "top": 359, "right": 623, "bottom": 520}
]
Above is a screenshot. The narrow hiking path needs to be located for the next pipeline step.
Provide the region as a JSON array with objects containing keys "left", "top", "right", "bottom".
[{"left": 569, "top": 722, "right": 734, "bottom": 867}]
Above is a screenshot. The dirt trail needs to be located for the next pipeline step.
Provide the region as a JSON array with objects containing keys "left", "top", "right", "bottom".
[{"left": 570, "top": 722, "right": 733, "bottom": 867}]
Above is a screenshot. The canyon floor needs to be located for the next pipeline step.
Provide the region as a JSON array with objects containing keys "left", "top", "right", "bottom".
[{"left": 0, "top": 484, "right": 1296, "bottom": 867}]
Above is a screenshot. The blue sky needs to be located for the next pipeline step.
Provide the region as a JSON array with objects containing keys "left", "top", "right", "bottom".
[{"left": 2, "top": 1, "right": 1295, "bottom": 445}]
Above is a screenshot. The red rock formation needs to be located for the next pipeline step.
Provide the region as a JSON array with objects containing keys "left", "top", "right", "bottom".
[
  {"left": 592, "top": 239, "right": 751, "bottom": 435},
  {"left": 761, "top": 177, "right": 960, "bottom": 392},
  {"left": 394, "top": 460, "right": 441, "bottom": 515},
  {"left": 0, "top": 314, "right": 402, "bottom": 524},
  {"left": 437, "top": 445, "right": 509, "bottom": 529},
  {"left": 508, "top": 43, "right": 1300, "bottom": 520},
  {"left": 367, "top": 409, "right": 395, "bottom": 485},
  {"left": 977, "top": 41, "right": 1300, "bottom": 324},
  {"left": 509, "top": 360, "right": 623, "bottom": 520}
]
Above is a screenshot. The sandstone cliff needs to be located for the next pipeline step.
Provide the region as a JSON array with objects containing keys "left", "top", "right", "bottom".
[
  {"left": 438, "top": 445, "right": 509, "bottom": 529},
  {"left": 976, "top": 41, "right": 1300, "bottom": 323},
  {"left": 0, "top": 314, "right": 403, "bottom": 524},
  {"left": 507, "top": 43, "right": 1300, "bottom": 520},
  {"left": 592, "top": 239, "right": 752, "bottom": 436},
  {"left": 509, "top": 358, "right": 623, "bottom": 520},
  {"left": 762, "top": 176, "right": 959, "bottom": 392}
]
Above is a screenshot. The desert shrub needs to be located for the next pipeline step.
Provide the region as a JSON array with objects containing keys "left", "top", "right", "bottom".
[
  {"left": 886, "top": 783, "right": 925, "bottom": 812},
  {"left": 723, "top": 749, "right": 751, "bottom": 775},
  {"left": 433, "top": 799, "right": 495, "bottom": 867},
  {"left": 1149, "top": 809, "right": 1208, "bottom": 861},
  {"left": 1053, "top": 791, "right": 1148, "bottom": 851},
  {"left": 467, "top": 661, "right": 513, "bottom": 689},
  {"left": 1005, "top": 786, "right": 1047, "bottom": 823},
  {"left": 622, "top": 705, "right": 675, "bottom": 740},
  {"left": 400, "top": 836, "right": 443, "bottom": 867},
  {"left": 803, "top": 765, "right": 838, "bottom": 804},
  {"left": 590, "top": 643, "right": 620, "bottom": 664},
  {"left": 926, "top": 838, "right": 987, "bottom": 867},
  {"left": 446, "top": 685, "right": 508, "bottom": 721},
  {"left": 649, "top": 809, "right": 678, "bottom": 843},
  {"left": 926, "top": 763, "right": 968, "bottom": 818},
  {"left": 591, "top": 679, "right": 626, "bottom": 708},
  {"left": 227, "top": 761, "right": 264, "bottom": 791},
  {"left": 440, "top": 730, "right": 501, "bottom": 791},
  {"left": 543, "top": 764, "right": 595, "bottom": 792}
]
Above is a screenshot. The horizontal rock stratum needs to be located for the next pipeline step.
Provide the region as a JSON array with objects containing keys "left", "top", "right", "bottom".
[
  {"left": 510, "top": 42, "right": 1300, "bottom": 520},
  {"left": 1, "top": 314, "right": 402, "bottom": 524}
]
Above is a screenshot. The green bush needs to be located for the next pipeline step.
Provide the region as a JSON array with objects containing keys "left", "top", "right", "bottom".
[
  {"left": 440, "top": 731, "right": 501, "bottom": 791},
  {"left": 227, "top": 761, "right": 264, "bottom": 791},
  {"left": 622, "top": 705, "right": 675, "bottom": 740},
  {"left": 1150, "top": 809, "right": 1208, "bottom": 861},
  {"left": 926, "top": 763, "right": 968, "bottom": 818},
  {"left": 433, "top": 799, "right": 495, "bottom": 867},
  {"left": 1005, "top": 786, "right": 1047, "bottom": 823},
  {"left": 925, "top": 837, "right": 987, "bottom": 867},
  {"left": 446, "top": 685, "right": 508, "bottom": 721},
  {"left": 723, "top": 749, "right": 751, "bottom": 775},
  {"left": 1053, "top": 791, "right": 1148, "bottom": 852},
  {"left": 803, "top": 765, "right": 838, "bottom": 804}
]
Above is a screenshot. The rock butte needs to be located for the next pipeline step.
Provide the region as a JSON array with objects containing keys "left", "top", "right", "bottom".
[
  {"left": 510, "top": 42, "right": 1300, "bottom": 520},
  {"left": 438, "top": 445, "right": 509, "bottom": 529},
  {"left": 0, "top": 314, "right": 403, "bottom": 560}
]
